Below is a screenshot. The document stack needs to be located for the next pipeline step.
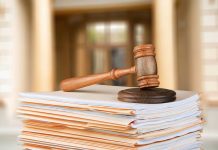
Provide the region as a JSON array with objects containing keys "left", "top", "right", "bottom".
[{"left": 17, "top": 85, "right": 203, "bottom": 150}]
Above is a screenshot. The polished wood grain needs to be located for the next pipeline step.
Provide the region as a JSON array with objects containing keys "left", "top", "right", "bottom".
[
  {"left": 60, "top": 44, "right": 160, "bottom": 91},
  {"left": 133, "top": 44, "right": 159, "bottom": 88},
  {"left": 118, "top": 88, "right": 176, "bottom": 103},
  {"left": 60, "top": 67, "right": 135, "bottom": 91}
]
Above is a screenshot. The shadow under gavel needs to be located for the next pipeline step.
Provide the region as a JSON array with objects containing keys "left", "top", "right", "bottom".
[{"left": 60, "top": 44, "right": 159, "bottom": 92}]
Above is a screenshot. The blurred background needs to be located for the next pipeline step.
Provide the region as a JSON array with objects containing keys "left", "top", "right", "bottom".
[{"left": 0, "top": 0, "right": 218, "bottom": 149}]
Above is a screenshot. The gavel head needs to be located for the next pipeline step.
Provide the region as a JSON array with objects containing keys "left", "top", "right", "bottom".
[{"left": 133, "top": 44, "right": 160, "bottom": 89}]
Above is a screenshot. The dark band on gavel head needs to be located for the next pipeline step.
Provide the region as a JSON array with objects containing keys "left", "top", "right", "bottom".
[{"left": 133, "top": 44, "right": 160, "bottom": 89}]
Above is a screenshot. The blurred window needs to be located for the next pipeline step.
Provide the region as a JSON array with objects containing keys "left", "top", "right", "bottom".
[
  {"left": 110, "top": 22, "right": 128, "bottom": 45},
  {"left": 87, "top": 23, "right": 106, "bottom": 45},
  {"left": 56, "top": 12, "right": 151, "bottom": 87},
  {"left": 111, "top": 48, "right": 126, "bottom": 85},
  {"left": 86, "top": 21, "right": 129, "bottom": 85},
  {"left": 134, "top": 24, "right": 145, "bottom": 45},
  {"left": 91, "top": 48, "right": 106, "bottom": 74}
]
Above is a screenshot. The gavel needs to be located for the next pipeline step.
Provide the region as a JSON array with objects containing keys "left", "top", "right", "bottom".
[{"left": 60, "top": 44, "right": 159, "bottom": 92}]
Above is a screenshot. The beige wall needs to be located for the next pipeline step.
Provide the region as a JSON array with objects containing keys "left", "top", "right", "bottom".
[
  {"left": 0, "top": 0, "right": 32, "bottom": 118},
  {"left": 176, "top": 0, "right": 202, "bottom": 92},
  {"left": 201, "top": 0, "right": 218, "bottom": 103},
  {"left": 12, "top": 0, "right": 32, "bottom": 92},
  {"left": 177, "top": 0, "right": 218, "bottom": 103}
]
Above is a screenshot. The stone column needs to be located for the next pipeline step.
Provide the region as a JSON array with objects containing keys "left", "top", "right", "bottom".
[
  {"left": 153, "top": 0, "right": 177, "bottom": 89},
  {"left": 32, "top": 0, "right": 55, "bottom": 91}
]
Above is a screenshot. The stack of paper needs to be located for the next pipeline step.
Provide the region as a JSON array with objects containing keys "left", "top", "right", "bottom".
[{"left": 17, "top": 85, "right": 203, "bottom": 150}]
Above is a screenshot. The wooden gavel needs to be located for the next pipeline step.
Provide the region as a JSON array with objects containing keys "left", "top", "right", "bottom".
[{"left": 60, "top": 44, "right": 159, "bottom": 91}]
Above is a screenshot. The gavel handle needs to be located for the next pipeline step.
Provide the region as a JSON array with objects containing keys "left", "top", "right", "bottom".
[{"left": 60, "top": 66, "right": 136, "bottom": 91}]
